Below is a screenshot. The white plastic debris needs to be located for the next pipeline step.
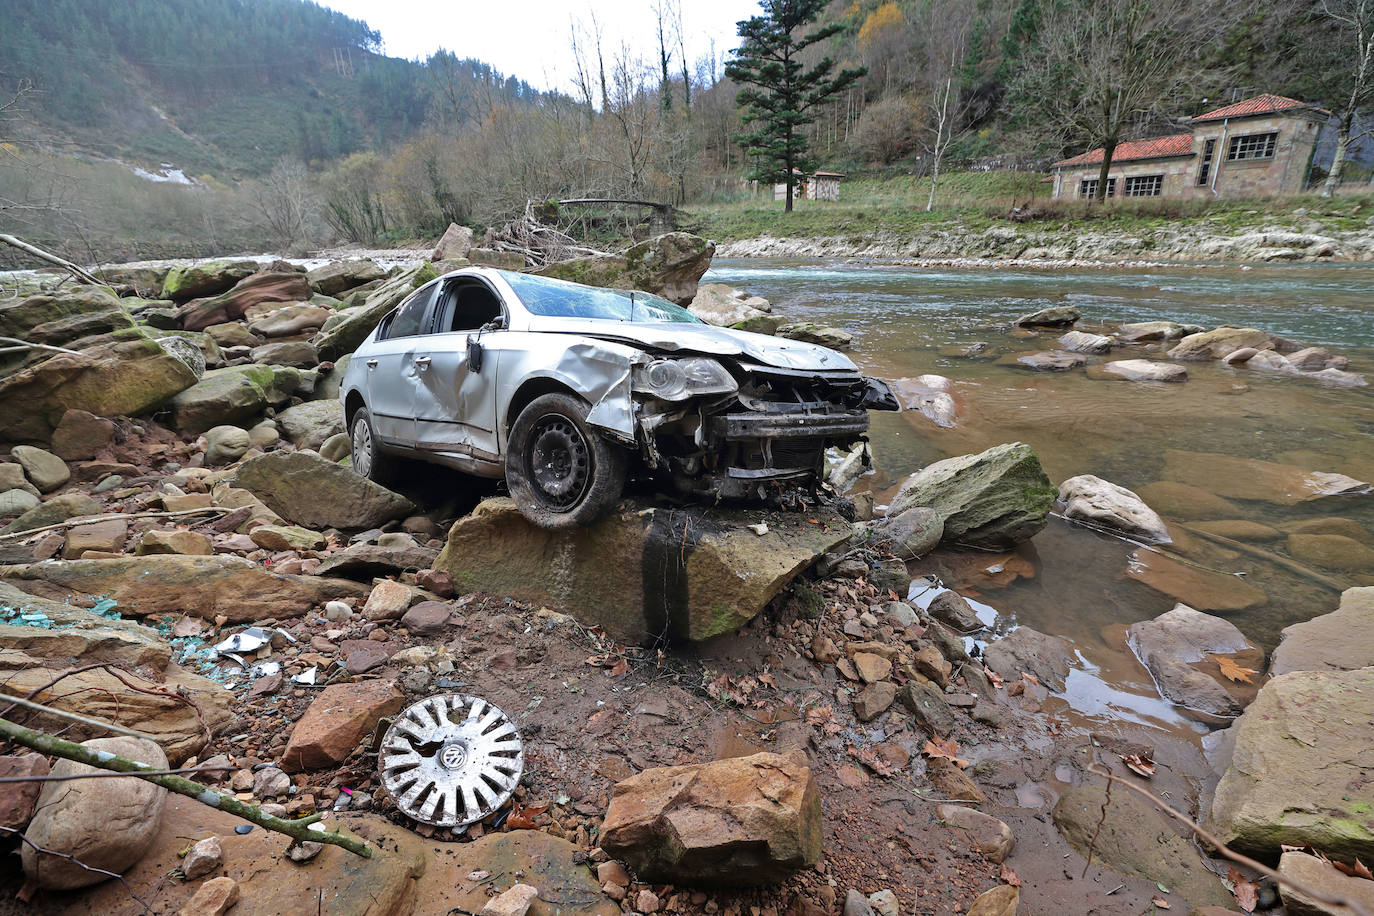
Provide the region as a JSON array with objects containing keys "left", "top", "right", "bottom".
[
  {"left": 213, "top": 627, "right": 270, "bottom": 655},
  {"left": 293, "top": 667, "right": 318, "bottom": 685},
  {"left": 747, "top": 522, "right": 769, "bottom": 536}
]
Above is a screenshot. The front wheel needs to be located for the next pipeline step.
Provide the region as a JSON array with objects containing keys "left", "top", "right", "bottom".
[
  {"left": 349, "top": 406, "right": 396, "bottom": 484},
  {"left": 506, "top": 393, "right": 627, "bottom": 529}
]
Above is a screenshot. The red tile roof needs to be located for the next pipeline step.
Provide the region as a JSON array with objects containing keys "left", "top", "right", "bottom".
[
  {"left": 1052, "top": 133, "right": 1194, "bottom": 168},
  {"left": 1192, "top": 93, "right": 1328, "bottom": 122}
]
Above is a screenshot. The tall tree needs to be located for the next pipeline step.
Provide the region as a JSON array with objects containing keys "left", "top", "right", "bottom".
[
  {"left": 1006, "top": 0, "right": 1242, "bottom": 201},
  {"left": 1318, "top": 0, "right": 1374, "bottom": 196},
  {"left": 725, "top": 0, "right": 866, "bottom": 212}
]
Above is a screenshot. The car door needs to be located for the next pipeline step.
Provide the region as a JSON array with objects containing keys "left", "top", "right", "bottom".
[
  {"left": 363, "top": 280, "right": 440, "bottom": 446},
  {"left": 411, "top": 278, "right": 505, "bottom": 461}
]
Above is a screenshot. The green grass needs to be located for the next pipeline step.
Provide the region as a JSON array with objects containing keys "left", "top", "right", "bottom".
[{"left": 684, "top": 171, "right": 1374, "bottom": 243}]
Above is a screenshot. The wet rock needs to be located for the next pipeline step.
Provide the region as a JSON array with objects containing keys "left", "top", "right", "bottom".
[
  {"left": 434, "top": 497, "right": 850, "bottom": 644},
  {"left": 177, "top": 271, "right": 313, "bottom": 331},
  {"left": 0, "top": 753, "right": 48, "bottom": 830},
  {"left": 0, "top": 337, "right": 199, "bottom": 444},
  {"left": 22, "top": 736, "right": 169, "bottom": 890},
  {"left": 1126, "top": 603, "right": 1263, "bottom": 715},
  {"left": 162, "top": 260, "right": 259, "bottom": 301},
  {"left": 1278, "top": 851, "right": 1374, "bottom": 916},
  {"left": 1189, "top": 520, "right": 1281, "bottom": 541},
  {"left": 982, "top": 627, "right": 1071, "bottom": 690},
  {"left": 166, "top": 363, "right": 300, "bottom": 434},
  {"left": 50, "top": 409, "right": 115, "bottom": 461},
  {"left": 1058, "top": 474, "right": 1170, "bottom": 543},
  {"left": 1287, "top": 533, "right": 1374, "bottom": 572},
  {"left": 600, "top": 750, "right": 821, "bottom": 884},
  {"left": 203, "top": 424, "right": 251, "bottom": 465},
  {"left": 869, "top": 506, "right": 944, "bottom": 559},
  {"left": 1058, "top": 330, "right": 1112, "bottom": 354},
  {"left": 137, "top": 529, "right": 213, "bottom": 555},
  {"left": 1015, "top": 350, "right": 1085, "bottom": 371},
  {"left": 689, "top": 283, "right": 773, "bottom": 327},
  {"left": 777, "top": 322, "right": 853, "bottom": 350},
  {"left": 273, "top": 401, "right": 345, "bottom": 452},
  {"left": 1270, "top": 586, "right": 1374, "bottom": 675},
  {"left": 891, "top": 442, "right": 1055, "bottom": 549},
  {"left": 281, "top": 680, "right": 406, "bottom": 772},
  {"left": 892, "top": 374, "right": 958, "bottom": 428},
  {"left": 1054, "top": 782, "right": 1231, "bottom": 906},
  {"left": 926, "top": 590, "right": 981, "bottom": 632},
  {"left": 1163, "top": 450, "right": 1372, "bottom": 506},
  {"left": 1099, "top": 358, "right": 1188, "bottom": 382},
  {"left": 182, "top": 835, "right": 223, "bottom": 880},
  {"left": 853, "top": 681, "right": 897, "bottom": 722},
  {"left": 897, "top": 680, "right": 955, "bottom": 736},
  {"left": 1168, "top": 327, "right": 1273, "bottom": 360},
  {"left": 0, "top": 554, "right": 367, "bottom": 622},
  {"left": 179, "top": 875, "right": 239, "bottom": 916},
  {"left": 1128, "top": 547, "right": 1267, "bottom": 611},
  {"left": 314, "top": 263, "right": 440, "bottom": 361},
  {"left": 1014, "top": 305, "right": 1079, "bottom": 328},
  {"left": 1282, "top": 516, "right": 1374, "bottom": 543},
  {"left": 535, "top": 232, "right": 714, "bottom": 305},
  {"left": 1208, "top": 667, "right": 1374, "bottom": 862},
  {"left": 1134, "top": 481, "right": 1240, "bottom": 520},
  {"left": 232, "top": 450, "right": 413, "bottom": 530},
  {"left": 936, "top": 804, "right": 1015, "bottom": 863}
]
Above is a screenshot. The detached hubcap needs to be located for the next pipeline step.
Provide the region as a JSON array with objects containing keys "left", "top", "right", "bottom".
[{"left": 528, "top": 416, "right": 589, "bottom": 509}]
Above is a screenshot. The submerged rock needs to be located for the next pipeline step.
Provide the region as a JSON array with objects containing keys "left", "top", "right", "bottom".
[
  {"left": 600, "top": 750, "right": 821, "bottom": 884},
  {"left": 1207, "top": 667, "right": 1374, "bottom": 862},
  {"left": 433, "top": 498, "right": 849, "bottom": 643},
  {"left": 1058, "top": 474, "right": 1170, "bottom": 543},
  {"left": 1126, "top": 604, "right": 1262, "bottom": 716},
  {"left": 1269, "top": 586, "right": 1374, "bottom": 675},
  {"left": 1162, "top": 450, "right": 1371, "bottom": 506},
  {"left": 1126, "top": 547, "right": 1267, "bottom": 612},
  {"left": 1015, "top": 350, "right": 1085, "bottom": 371},
  {"left": 982, "top": 626, "right": 1071, "bottom": 690},
  {"left": 890, "top": 442, "right": 1055, "bottom": 549}
]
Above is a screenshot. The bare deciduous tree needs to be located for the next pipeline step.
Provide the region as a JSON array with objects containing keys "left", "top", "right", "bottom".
[
  {"left": 252, "top": 157, "right": 315, "bottom": 249},
  {"left": 1319, "top": 0, "right": 1374, "bottom": 195}
]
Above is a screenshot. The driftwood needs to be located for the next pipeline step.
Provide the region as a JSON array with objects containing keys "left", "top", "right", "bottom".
[
  {"left": 488, "top": 201, "right": 607, "bottom": 268},
  {"left": 0, "top": 234, "right": 101, "bottom": 285},
  {"left": 1182, "top": 524, "right": 1348, "bottom": 593},
  {"left": 0, "top": 716, "right": 373, "bottom": 858}
]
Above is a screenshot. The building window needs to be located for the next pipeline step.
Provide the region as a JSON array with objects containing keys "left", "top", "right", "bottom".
[
  {"left": 1197, "top": 138, "right": 1217, "bottom": 185},
  {"left": 1227, "top": 132, "right": 1277, "bottom": 161},
  {"left": 1079, "top": 178, "right": 1117, "bottom": 198},
  {"left": 1124, "top": 174, "right": 1164, "bottom": 197}
]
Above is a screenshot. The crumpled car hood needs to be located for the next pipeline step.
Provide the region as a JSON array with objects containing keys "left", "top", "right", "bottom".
[{"left": 528, "top": 317, "right": 860, "bottom": 372}]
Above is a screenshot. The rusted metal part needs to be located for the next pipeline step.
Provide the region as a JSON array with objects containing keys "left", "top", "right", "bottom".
[{"left": 379, "top": 694, "right": 524, "bottom": 828}]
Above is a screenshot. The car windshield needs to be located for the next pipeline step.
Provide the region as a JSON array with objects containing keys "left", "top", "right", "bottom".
[{"left": 499, "top": 271, "right": 703, "bottom": 324}]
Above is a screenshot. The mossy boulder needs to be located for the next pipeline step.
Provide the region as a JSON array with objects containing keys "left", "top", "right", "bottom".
[
  {"left": 1207, "top": 667, "right": 1374, "bottom": 864},
  {"left": 313, "top": 263, "right": 438, "bottom": 361},
  {"left": 165, "top": 364, "right": 300, "bottom": 434},
  {"left": 535, "top": 232, "right": 715, "bottom": 304},
  {"left": 160, "top": 260, "right": 259, "bottom": 301},
  {"left": 0, "top": 286, "right": 127, "bottom": 341},
  {"left": 889, "top": 442, "right": 1055, "bottom": 548}
]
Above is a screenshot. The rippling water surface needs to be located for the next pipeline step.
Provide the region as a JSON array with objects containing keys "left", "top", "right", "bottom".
[{"left": 706, "top": 258, "right": 1374, "bottom": 731}]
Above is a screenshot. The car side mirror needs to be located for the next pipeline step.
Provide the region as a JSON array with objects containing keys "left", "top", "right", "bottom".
[{"left": 467, "top": 336, "right": 484, "bottom": 373}]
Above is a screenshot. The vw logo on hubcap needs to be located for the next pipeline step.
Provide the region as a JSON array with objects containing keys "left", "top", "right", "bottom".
[{"left": 439, "top": 742, "right": 468, "bottom": 770}]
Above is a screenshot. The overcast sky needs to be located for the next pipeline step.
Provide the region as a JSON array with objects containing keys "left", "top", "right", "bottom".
[{"left": 317, "top": 0, "right": 762, "bottom": 93}]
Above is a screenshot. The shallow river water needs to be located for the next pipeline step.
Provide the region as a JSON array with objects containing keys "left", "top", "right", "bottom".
[{"left": 706, "top": 258, "right": 1374, "bottom": 734}]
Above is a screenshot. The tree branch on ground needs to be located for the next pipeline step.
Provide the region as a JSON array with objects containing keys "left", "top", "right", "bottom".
[{"left": 0, "top": 234, "right": 100, "bottom": 284}]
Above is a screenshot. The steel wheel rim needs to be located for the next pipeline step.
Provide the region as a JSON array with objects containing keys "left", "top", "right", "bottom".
[
  {"left": 527, "top": 415, "right": 590, "bottom": 510},
  {"left": 379, "top": 694, "right": 524, "bottom": 828},
  {"left": 351, "top": 417, "right": 373, "bottom": 477}
]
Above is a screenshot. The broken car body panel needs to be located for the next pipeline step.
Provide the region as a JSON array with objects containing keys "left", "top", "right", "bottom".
[{"left": 340, "top": 266, "right": 897, "bottom": 504}]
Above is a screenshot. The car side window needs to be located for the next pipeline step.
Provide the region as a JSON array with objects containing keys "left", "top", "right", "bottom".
[
  {"left": 384, "top": 284, "right": 438, "bottom": 339},
  {"left": 439, "top": 279, "right": 504, "bottom": 331}
]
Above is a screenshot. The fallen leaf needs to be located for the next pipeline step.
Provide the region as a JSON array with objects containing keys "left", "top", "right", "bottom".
[
  {"left": 1021, "top": 671, "right": 1040, "bottom": 687},
  {"left": 609, "top": 658, "right": 629, "bottom": 677},
  {"left": 922, "top": 735, "right": 969, "bottom": 769},
  {"left": 1332, "top": 858, "right": 1374, "bottom": 880},
  {"left": 983, "top": 666, "right": 1004, "bottom": 689},
  {"left": 847, "top": 744, "right": 896, "bottom": 778},
  {"left": 888, "top": 589, "right": 900, "bottom": 601},
  {"left": 1122, "top": 754, "right": 1156, "bottom": 778},
  {"left": 1151, "top": 896, "right": 1171, "bottom": 909},
  {"left": 1212, "top": 654, "right": 1257, "bottom": 683},
  {"left": 506, "top": 802, "right": 549, "bottom": 830},
  {"left": 758, "top": 672, "right": 778, "bottom": 689},
  {"left": 1000, "top": 864, "right": 1021, "bottom": 887}
]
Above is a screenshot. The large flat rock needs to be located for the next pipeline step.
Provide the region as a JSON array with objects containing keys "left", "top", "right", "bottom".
[
  {"left": 231, "top": 451, "right": 413, "bottom": 530},
  {"left": 433, "top": 498, "right": 849, "bottom": 644},
  {"left": 1162, "top": 450, "right": 1371, "bottom": 506},
  {"left": 1207, "top": 667, "right": 1374, "bottom": 863},
  {"left": 1269, "top": 586, "right": 1374, "bottom": 675}
]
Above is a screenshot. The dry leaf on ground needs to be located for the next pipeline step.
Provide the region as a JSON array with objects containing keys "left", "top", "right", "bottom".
[
  {"left": 923, "top": 735, "right": 970, "bottom": 768},
  {"left": 1211, "top": 654, "right": 1257, "bottom": 683}
]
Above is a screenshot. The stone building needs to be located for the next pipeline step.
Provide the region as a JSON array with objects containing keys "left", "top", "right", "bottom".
[
  {"left": 1050, "top": 94, "right": 1328, "bottom": 200},
  {"left": 773, "top": 170, "right": 845, "bottom": 202}
]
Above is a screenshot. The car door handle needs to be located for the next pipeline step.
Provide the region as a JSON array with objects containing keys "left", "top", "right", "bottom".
[
  {"left": 366, "top": 359, "right": 378, "bottom": 368},
  {"left": 414, "top": 356, "right": 431, "bottom": 368}
]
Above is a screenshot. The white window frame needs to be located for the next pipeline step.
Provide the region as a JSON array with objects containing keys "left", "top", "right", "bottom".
[
  {"left": 1078, "top": 177, "right": 1117, "bottom": 198},
  {"left": 1227, "top": 132, "right": 1278, "bottom": 161},
  {"left": 1123, "top": 174, "right": 1164, "bottom": 197}
]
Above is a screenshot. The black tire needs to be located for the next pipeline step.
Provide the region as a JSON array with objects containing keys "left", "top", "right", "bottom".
[
  {"left": 349, "top": 406, "right": 397, "bottom": 484},
  {"left": 506, "top": 393, "right": 628, "bottom": 529}
]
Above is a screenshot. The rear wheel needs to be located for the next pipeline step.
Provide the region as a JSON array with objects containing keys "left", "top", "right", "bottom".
[
  {"left": 506, "top": 393, "right": 627, "bottom": 529},
  {"left": 349, "top": 407, "right": 396, "bottom": 483}
]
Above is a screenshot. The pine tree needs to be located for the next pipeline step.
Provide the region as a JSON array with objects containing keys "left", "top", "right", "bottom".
[{"left": 725, "top": 0, "right": 865, "bottom": 212}]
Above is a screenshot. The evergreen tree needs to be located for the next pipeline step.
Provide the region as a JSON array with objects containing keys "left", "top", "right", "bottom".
[{"left": 725, "top": 0, "right": 865, "bottom": 212}]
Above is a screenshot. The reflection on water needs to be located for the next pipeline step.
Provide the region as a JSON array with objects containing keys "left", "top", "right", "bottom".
[{"left": 707, "top": 259, "right": 1374, "bottom": 731}]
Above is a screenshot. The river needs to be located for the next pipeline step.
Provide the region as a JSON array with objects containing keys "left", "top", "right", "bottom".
[{"left": 706, "top": 258, "right": 1374, "bottom": 734}]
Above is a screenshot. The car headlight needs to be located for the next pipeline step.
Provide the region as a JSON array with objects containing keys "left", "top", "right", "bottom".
[{"left": 633, "top": 357, "right": 737, "bottom": 401}]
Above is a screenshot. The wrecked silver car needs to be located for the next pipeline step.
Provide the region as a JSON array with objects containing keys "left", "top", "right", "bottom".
[{"left": 340, "top": 268, "right": 898, "bottom": 528}]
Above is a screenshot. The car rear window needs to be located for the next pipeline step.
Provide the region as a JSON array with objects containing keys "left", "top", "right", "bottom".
[{"left": 500, "top": 271, "right": 702, "bottom": 324}]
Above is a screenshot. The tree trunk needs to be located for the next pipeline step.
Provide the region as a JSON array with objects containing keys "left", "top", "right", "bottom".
[
  {"left": 1094, "top": 141, "right": 1117, "bottom": 202},
  {"left": 1323, "top": 117, "right": 1354, "bottom": 198},
  {"left": 927, "top": 155, "right": 942, "bottom": 212}
]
